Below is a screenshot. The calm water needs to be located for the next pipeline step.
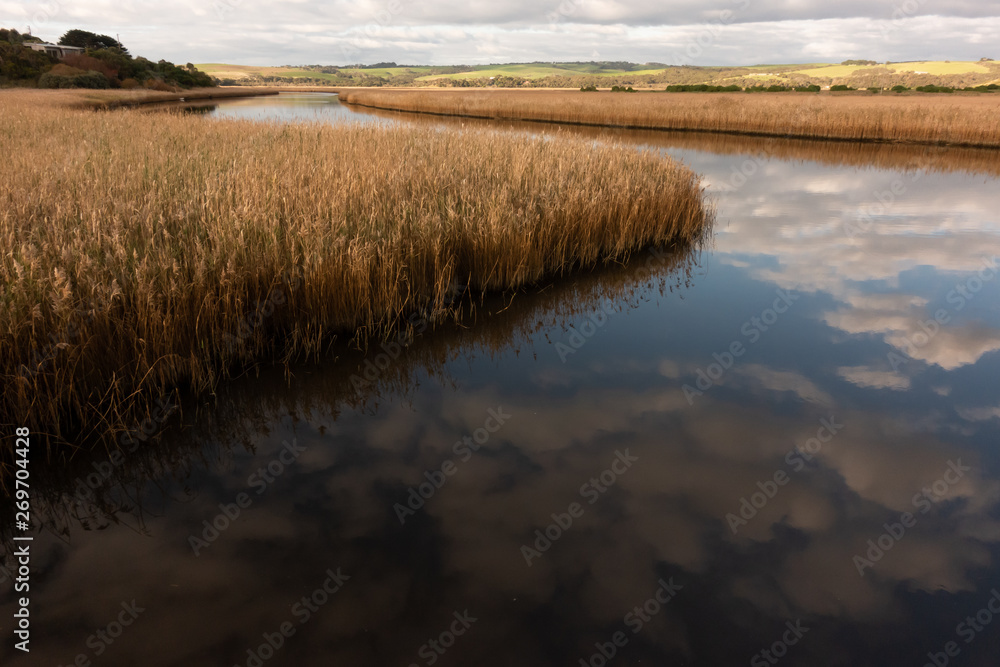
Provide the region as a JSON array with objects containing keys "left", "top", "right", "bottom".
[{"left": 3, "top": 92, "right": 1000, "bottom": 666}]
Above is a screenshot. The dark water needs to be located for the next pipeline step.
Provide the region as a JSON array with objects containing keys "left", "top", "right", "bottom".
[{"left": 3, "top": 92, "right": 1000, "bottom": 667}]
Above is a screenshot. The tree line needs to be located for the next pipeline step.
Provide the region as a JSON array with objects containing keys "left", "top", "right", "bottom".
[{"left": 0, "top": 28, "right": 214, "bottom": 89}]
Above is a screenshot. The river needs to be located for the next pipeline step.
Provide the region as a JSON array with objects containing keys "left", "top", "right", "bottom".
[{"left": 3, "top": 91, "right": 1000, "bottom": 667}]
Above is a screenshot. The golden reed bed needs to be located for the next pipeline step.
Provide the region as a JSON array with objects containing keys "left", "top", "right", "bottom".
[
  {"left": 343, "top": 101, "right": 1000, "bottom": 178},
  {"left": 0, "top": 90, "right": 710, "bottom": 447},
  {"left": 338, "top": 89, "right": 1000, "bottom": 148}
]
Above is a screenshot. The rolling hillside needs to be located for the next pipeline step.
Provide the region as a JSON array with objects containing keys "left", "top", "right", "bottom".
[{"left": 196, "top": 60, "right": 1000, "bottom": 89}]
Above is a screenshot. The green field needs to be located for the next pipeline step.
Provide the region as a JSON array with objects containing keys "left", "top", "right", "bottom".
[
  {"left": 196, "top": 60, "right": 1000, "bottom": 88},
  {"left": 195, "top": 62, "right": 670, "bottom": 82},
  {"left": 794, "top": 61, "right": 992, "bottom": 78},
  {"left": 197, "top": 63, "right": 439, "bottom": 81}
]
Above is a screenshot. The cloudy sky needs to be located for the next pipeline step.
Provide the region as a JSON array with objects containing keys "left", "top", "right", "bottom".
[{"left": 7, "top": 0, "right": 1000, "bottom": 65}]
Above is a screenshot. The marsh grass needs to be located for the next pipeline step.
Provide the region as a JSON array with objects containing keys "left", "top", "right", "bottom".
[
  {"left": 0, "top": 90, "right": 710, "bottom": 447},
  {"left": 346, "top": 103, "right": 1000, "bottom": 178},
  {"left": 24, "top": 87, "right": 280, "bottom": 110},
  {"left": 339, "top": 89, "right": 1000, "bottom": 147}
]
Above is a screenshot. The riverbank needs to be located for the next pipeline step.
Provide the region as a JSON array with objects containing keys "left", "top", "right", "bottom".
[
  {"left": 0, "top": 90, "right": 711, "bottom": 450},
  {"left": 339, "top": 89, "right": 1000, "bottom": 148},
  {"left": 20, "top": 86, "right": 283, "bottom": 109}
]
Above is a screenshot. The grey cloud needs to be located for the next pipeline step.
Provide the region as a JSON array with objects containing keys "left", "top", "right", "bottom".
[{"left": 6, "top": 0, "right": 1000, "bottom": 65}]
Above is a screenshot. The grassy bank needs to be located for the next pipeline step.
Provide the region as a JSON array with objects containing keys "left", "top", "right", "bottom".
[
  {"left": 20, "top": 86, "right": 281, "bottom": 109},
  {"left": 347, "top": 102, "right": 1000, "bottom": 178},
  {"left": 339, "top": 89, "right": 1000, "bottom": 147},
  {"left": 0, "top": 90, "right": 710, "bottom": 447}
]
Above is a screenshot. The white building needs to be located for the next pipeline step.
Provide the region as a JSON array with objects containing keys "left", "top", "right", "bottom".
[{"left": 26, "top": 43, "right": 86, "bottom": 59}]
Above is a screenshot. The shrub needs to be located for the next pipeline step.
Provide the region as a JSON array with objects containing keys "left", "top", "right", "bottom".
[
  {"left": 610, "top": 85, "right": 636, "bottom": 92},
  {"left": 38, "top": 69, "right": 110, "bottom": 88},
  {"left": 891, "top": 85, "right": 909, "bottom": 93},
  {"left": 665, "top": 84, "right": 740, "bottom": 92},
  {"left": 580, "top": 85, "right": 598, "bottom": 92},
  {"left": 144, "top": 78, "right": 177, "bottom": 92},
  {"left": 48, "top": 63, "right": 88, "bottom": 77},
  {"left": 830, "top": 84, "right": 855, "bottom": 91},
  {"left": 915, "top": 84, "right": 954, "bottom": 93},
  {"left": 492, "top": 75, "right": 524, "bottom": 88},
  {"left": 794, "top": 84, "right": 821, "bottom": 92},
  {"left": 867, "top": 86, "right": 881, "bottom": 93},
  {"left": 63, "top": 53, "right": 119, "bottom": 80},
  {"left": 0, "top": 39, "right": 56, "bottom": 83}
]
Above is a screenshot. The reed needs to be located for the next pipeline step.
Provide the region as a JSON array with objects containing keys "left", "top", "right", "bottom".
[
  {"left": 339, "top": 89, "right": 1000, "bottom": 148},
  {"left": 0, "top": 90, "right": 710, "bottom": 446},
  {"left": 17, "top": 86, "right": 281, "bottom": 109},
  {"left": 346, "top": 102, "right": 1000, "bottom": 178}
]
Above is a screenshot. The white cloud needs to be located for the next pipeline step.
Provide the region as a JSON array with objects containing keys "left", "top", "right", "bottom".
[
  {"left": 6, "top": 2, "right": 1000, "bottom": 65},
  {"left": 739, "top": 364, "right": 834, "bottom": 405},
  {"left": 837, "top": 366, "right": 911, "bottom": 391},
  {"left": 958, "top": 405, "right": 1000, "bottom": 421}
]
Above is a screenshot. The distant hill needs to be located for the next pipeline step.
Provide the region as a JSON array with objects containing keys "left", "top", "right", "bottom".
[{"left": 197, "top": 60, "right": 1000, "bottom": 89}]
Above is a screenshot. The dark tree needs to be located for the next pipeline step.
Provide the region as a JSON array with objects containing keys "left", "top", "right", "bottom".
[
  {"left": 0, "top": 28, "right": 40, "bottom": 44},
  {"left": 58, "top": 29, "right": 127, "bottom": 53}
]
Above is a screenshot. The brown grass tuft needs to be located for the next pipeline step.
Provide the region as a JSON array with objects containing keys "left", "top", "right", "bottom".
[
  {"left": 0, "top": 90, "right": 711, "bottom": 446},
  {"left": 339, "top": 89, "right": 1000, "bottom": 148}
]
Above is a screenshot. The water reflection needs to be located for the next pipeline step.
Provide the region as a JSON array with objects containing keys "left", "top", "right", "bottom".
[
  {"left": 176, "top": 91, "right": 386, "bottom": 124},
  {"left": 3, "top": 93, "right": 1000, "bottom": 667},
  {"left": 176, "top": 103, "right": 218, "bottom": 115}
]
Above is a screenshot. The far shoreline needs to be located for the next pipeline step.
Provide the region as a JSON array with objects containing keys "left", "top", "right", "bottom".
[{"left": 332, "top": 88, "right": 1000, "bottom": 149}]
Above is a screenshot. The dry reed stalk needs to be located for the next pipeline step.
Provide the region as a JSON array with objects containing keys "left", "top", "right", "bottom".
[
  {"left": 339, "top": 89, "right": 1000, "bottom": 148},
  {"left": 345, "top": 102, "right": 1000, "bottom": 178},
  {"left": 0, "top": 90, "right": 711, "bottom": 447}
]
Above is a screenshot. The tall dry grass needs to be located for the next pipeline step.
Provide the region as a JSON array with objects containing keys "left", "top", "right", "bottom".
[
  {"left": 339, "top": 89, "right": 1000, "bottom": 148},
  {"left": 346, "top": 102, "right": 1000, "bottom": 178},
  {"left": 0, "top": 90, "right": 710, "bottom": 445},
  {"left": 26, "top": 87, "right": 281, "bottom": 110}
]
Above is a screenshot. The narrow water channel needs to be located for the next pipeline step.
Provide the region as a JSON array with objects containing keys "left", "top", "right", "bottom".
[{"left": 3, "top": 91, "right": 999, "bottom": 667}]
